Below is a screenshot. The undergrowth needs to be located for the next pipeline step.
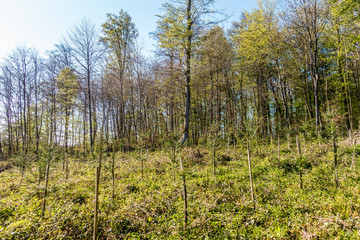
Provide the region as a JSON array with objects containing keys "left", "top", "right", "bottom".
[{"left": 1, "top": 140, "right": 360, "bottom": 239}]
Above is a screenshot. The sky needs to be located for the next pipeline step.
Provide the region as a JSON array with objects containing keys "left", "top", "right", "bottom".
[{"left": 0, "top": 0, "right": 258, "bottom": 60}]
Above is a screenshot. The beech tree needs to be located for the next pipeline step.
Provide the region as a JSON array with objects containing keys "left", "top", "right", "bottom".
[
  {"left": 332, "top": 0, "right": 360, "bottom": 18},
  {"left": 283, "top": 0, "right": 330, "bottom": 131},
  {"left": 0, "top": 47, "right": 39, "bottom": 153},
  {"left": 67, "top": 18, "right": 103, "bottom": 152},
  {"left": 195, "top": 26, "right": 233, "bottom": 142},
  {"left": 56, "top": 67, "right": 79, "bottom": 153},
  {"left": 0, "top": 64, "right": 15, "bottom": 155},
  {"left": 231, "top": 2, "right": 281, "bottom": 138},
  {"left": 101, "top": 10, "right": 138, "bottom": 143},
  {"left": 155, "top": 0, "right": 221, "bottom": 144}
]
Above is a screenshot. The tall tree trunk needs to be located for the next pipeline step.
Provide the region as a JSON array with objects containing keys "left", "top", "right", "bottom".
[
  {"left": 87, "top": 66, "right": 93, "bottom": 153},
  {"left": 182, "top": 0, "right": 192, "bottom": 145}
]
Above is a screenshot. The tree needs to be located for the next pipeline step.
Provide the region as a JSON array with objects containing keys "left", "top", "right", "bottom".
[
  {"left": 68, "top": 18, "right": 103, "bottom": 153},
  {"left": 231, "top": 1, "right": 283, "bottom": 138},
  {"left": 1, "top": 47, "right": 39, "bottom": 152},
  {"left": 0, "top": 64, "right": 15, "bottom": 155},
  {"left": 332, "top": 0, "right": 360, "bottom": 19},
  {"left": 101, "top": 10, "right": 138, "bottom": 142},
  {"left": 42, "top": 52, "right": 61, "bottom": 147},
  {"left": 195, "top": 26, "right": 233, "bottom": 141},
  {"left": 56, "top": 67, "right": 79, "bottom": 153},
  {"left": 283, "top": 0, "right": 330, "bottom": 131},
  {"left": 326, "top": 0, "right": 360, "bottom": 132},
  {"left": 155, "top": 0, "right": 221, "bottom": 145}
]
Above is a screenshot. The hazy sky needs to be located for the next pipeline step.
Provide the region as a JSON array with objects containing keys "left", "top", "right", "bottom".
[{"left": 0, "top": 0, "right": 257, "bottom": 59}]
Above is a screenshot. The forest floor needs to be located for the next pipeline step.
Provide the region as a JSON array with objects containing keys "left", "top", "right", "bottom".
[{"left": 1, "top": 138, "right": 360, "bottom": 239}]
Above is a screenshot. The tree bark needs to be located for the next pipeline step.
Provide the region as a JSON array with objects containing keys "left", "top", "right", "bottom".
[{"left": 182, "top": 0, "right": 192, "bottom": 145}]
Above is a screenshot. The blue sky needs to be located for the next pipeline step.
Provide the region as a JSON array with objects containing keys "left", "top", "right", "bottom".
[{"left": 0, "top": 0, "right": 257, "bottom": 59}]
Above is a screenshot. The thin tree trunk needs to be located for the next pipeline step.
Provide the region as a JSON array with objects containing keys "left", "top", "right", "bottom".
[
  {"left": 0, "top": 133, "right": 3, "bottom": 160},
  {"left": 42, "top": 153, "right": 51, "bottom": 218},
  {"left": 278, "top": 136, "right": 280, "bottom": 159},
  {"left": 141, "top": 149, "right": 144, "bottom": 179},
  {"left": 88, "top": 68, "right": 93, "bottom": 153},
  {"left": 247, "top": 142, "right": 255, "bottom": 209},
  {"left": 212, "top": 142, "right": 216, "bottom": 176},
  {"left": 351, "top": 140, "right": 356, "bottom": 169},
  {"left": 333, "top": 132, "right": 338, "bottom": 187},
  {"left": 65, "top": 153, "right": 69, "bottom": 180},
  {"left": 172, "top": 146, "right": 176, "bottom": 182},
  {"left": 296, "top": 135, "right": 303, "bottom": 189},
  {"left": 179, "top": 156, "right": 188, "bottom": 228},
  {"left": 93, "top": 166, "right": 100, "bottom": 240},
  {"left": 112, "top": 149, "right": 115, "bottom": 202},
  {"left": 182, "top": 0, "right": 192, "bottom": 145},
  {"left": 296, "top": 135, "right": 301, "bottom": 155}
]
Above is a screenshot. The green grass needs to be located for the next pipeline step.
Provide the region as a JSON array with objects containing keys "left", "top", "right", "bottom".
[{"left": 1, "top": 141, "right": 360, "bottom": 239}]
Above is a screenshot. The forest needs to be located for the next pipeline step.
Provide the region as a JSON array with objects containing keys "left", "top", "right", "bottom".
[{"left": 1, "top": 0, "right": 360, "bottom": 239}]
